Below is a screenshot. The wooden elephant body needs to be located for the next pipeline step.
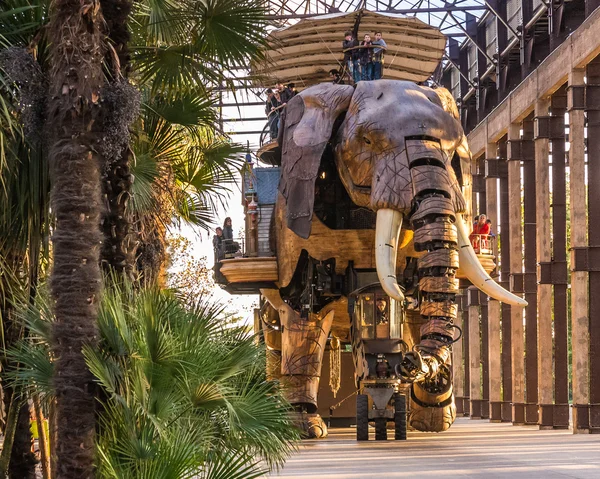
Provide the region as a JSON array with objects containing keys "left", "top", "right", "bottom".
[{"left": 260, "top": 80, "right": 526, "bottom": 437}]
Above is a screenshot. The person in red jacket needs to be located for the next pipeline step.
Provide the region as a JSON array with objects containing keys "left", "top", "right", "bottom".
[{"left": 470, "top": 214, "right": 490, "bottom": 252}]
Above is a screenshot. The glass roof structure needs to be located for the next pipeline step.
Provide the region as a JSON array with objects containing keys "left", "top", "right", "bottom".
[{"left": 224, "top": 0, "right": 554, "bottom": 144}]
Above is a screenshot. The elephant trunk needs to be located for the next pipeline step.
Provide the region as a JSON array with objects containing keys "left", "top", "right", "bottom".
[{"left": 375, "top": 209, "right": 405, "bottom": 302}]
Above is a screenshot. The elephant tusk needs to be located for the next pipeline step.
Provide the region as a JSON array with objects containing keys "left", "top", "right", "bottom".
[
  {"left": 375, "top": 209, "right": 405, "bottom": 302},
  {"left": 455, "top": 216, "right": 528, "bottom": 307}
]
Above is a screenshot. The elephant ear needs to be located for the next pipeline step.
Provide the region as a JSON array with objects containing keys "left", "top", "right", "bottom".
[{"left": 278, "top": 83, "right": 354, "bottom": 239}]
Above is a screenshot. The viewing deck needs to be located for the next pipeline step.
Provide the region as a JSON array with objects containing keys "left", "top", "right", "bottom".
[{"left": 269, "top": 418, "right": 600, "bottom": 478}]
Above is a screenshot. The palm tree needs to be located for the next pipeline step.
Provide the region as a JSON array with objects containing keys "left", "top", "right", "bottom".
[
  {"left": 106, "top": 0, "right": 270, "bottom": 281},
  {"left": 44, "top": 0, "right": 106, "bottom": 475},
  {"left": 1, "top": 1, "right": 272, "bottom": 473},
  {"left": 11, "top": 286, "right": 299, "bottom": 478},
  {"left": 0, "top": 3, "right": 50, "bottom": 477}
]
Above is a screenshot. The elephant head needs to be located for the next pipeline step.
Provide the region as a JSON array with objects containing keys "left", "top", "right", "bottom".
[{"left": 278, "top": 80, "right": 526, "bottom": 308}]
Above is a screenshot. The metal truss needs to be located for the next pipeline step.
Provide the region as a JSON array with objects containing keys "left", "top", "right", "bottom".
[
  {"left": 224, "top": 1, "right": 496, "bottom": 137},
  {"left": 225, "top": 1, "right": 598, "bottom": 140},
  {"left": 265, "top": 0, "right": 489, "bottom": 38}
]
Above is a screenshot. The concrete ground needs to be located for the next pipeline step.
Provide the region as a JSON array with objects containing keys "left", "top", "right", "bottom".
[{"left": 269, "top": 417, "right": 600, "bottom": 478}]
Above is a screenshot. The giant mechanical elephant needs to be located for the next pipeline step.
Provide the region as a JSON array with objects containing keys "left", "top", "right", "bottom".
[{"left": 260, "top": 80, "right": 526, "bottom": 437}]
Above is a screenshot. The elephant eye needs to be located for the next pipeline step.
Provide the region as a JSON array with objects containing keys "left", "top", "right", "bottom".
[{"left": 363, "top": 137, "right": 371, "bottom": 145}]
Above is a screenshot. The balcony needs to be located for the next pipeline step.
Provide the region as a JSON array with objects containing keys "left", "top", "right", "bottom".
[{"left": 456, "top": 234, "right": 497, "bottom": 279}]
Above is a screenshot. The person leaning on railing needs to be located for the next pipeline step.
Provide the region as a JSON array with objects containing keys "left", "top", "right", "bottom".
[
  {"left": 342, "top": 31, "right": 359, "bottom": 83},
  {"left": 469, "top": 214, "right": 490, "bottom": 252},
  {"left": 359, "top": 34, "right": 374, "bottom": 81},
  {"left": 222, "top": 217, "right": 241, "bottom": 257},
  {"left": 267, "top": 89, "right": 286, "bottom": 140}
]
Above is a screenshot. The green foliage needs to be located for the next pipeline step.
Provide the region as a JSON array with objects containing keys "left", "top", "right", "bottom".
[{"left": 10, "top": 285, "right": 299, "bottom": 478}]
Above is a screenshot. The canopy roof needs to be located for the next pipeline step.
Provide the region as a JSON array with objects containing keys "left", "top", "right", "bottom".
[{"left": 252, "top": 9, "right": 446, "bottom": 88}]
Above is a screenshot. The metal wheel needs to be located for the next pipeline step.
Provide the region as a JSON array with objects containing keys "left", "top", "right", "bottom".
[
  {"left": 394, "top": 394, "right": 407, "bottom": 440},
  {"left": 374, "top": 418, "right": 387, "bottom": 440},
  {"left": 356, "top": 394, "right": 369, "bottom": 441}
]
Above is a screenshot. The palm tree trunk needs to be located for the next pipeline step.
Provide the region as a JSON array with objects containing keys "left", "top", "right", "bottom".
[
  {"left": 9, "top": 401, "right": 37, "bottom": 479},
  {"left": 99, "top": 0, "right": 137, "bottom": 280},
  {"left": 0, "top": 395, "right": 20, "bottom": 479},
  {"left": 33, "top": 395, "right": 52, "bottom": 479},
  {"left": 46, "top": 0, "right": 106, "bottom": 477}
]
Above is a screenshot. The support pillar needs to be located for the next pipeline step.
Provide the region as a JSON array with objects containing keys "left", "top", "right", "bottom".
[
  {"left": 507, "top": 123, "right": 526, "bottom": 425},
  {"left": 453, "top": 291, "right": 466, "bottom": 416},
  {"left": 498, "top": 137, "right": 512, "bottom": 423},
  {"left": 534, "top": 98, "right": 553, "bottom": 430},
  {"left": 522, "top": 115, "right": 539, "bottom": 425},
  {"left": 485, "top": 142, "right": 502, "bottom": 422},
  {"left": 586, "top": 58, "right": 600, "bottom": 433},
  {"left": 468, "top": 286, "right": 483, "bottom": 419},
  {"left": 549, "top": 87, "right": 569, "bottom": 429},
  {"left": 569, "top": 68, "right": 590, "bottom": 433}
]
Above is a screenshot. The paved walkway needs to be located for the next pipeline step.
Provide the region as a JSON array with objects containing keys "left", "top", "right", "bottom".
[{"left": 269, "top": 417, "right": 600, "bottom": 478}]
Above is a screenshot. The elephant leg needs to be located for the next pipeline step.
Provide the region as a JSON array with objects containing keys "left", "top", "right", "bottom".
[
  {"left": 398, "top": 140, "right": 459, "bottom": 431},
  {"left": 260, "top": 289, "right": 335, "bottom": 438},
  {"left": 261, "top": 303, "right": 282, "bottom": 381}
]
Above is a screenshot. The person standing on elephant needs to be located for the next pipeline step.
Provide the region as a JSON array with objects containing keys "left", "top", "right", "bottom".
[
  {"left": 372, "top": 32, "right": 387, "bottom": 80},
  {"left": 359, "top": 34, "right": 374, "bottom": 81},
  {"left": 342, "top": 31, "right": 359, "bottom": 83}
]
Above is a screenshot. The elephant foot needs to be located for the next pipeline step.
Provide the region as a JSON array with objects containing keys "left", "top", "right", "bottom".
[
  {"left": 292, "top": 411, "right": 328, "bottom": 439},
  {"left": 409, "top": 381, "right": 456, "bottom": 432}
]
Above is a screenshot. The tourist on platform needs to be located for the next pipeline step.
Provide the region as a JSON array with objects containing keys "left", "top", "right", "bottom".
[
  {"left": 276, "top": 82, "right": 292, "bottom": 103},
  {"left": 329, "top": 69, "right": 344, "bottom": 84},
  {"left": 470, "top": 214, "right": 490, "bottom": 252},
  {"left": 268, "top": 89, "right": 285, "bottom": 139},
  {"left": 264, "top": 88, "right": 274, "bottom": 114},
  {"left": 213, "top": 227, "right": 224, "bottom": 260},
  {"left": 342, "top": 31, "right": 359, "bottom": 83},
  {"left": 359, "top": 34, "right": 374, "bottom": 81},
  {"left": 223, "top": 217, "right": 240, "bottom": 256},
  {"left": 486, "top": 219, "right": 495, "bottom": 238},
  {"left": 372, "top": 31, "right": 387, "bottom": 80},
  {"left": 282, "top": 83, "right": 296, "bottom": 101}
]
